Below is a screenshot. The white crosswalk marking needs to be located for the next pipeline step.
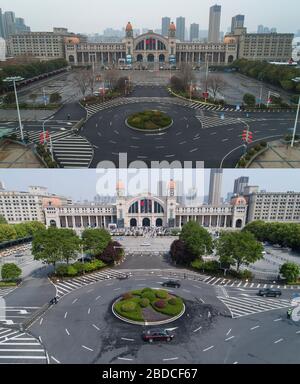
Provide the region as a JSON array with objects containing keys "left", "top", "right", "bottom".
[
  {"left": 218, "top": 296, "right": 291, "bottom": 318},
  {"left": 0, "top": 328, "right": 47, "bottom": 364},
  {"left": 196, "top": 115, "right": 266, "bottom": 129},
  {"left": 52, "top": 135, "right": 93, "bottom": 168},
  {"left": 54, "top": 269, "right": 128, "bottom": 299},
  {"left": 0, "top": 287, "right": 15, "bottom": 298}
]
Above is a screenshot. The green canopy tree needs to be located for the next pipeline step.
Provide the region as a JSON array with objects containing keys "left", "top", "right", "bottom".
[
  {"left": 180, "top": 221, "right": 213, "bottom": 259},
  {"left": 280, "top": 262, "right": 300, "bottom": 283},
  {"left": 32, "top": 227, "right": 81, "bottom": 267},
  {"left": 1, "top": 263, "right": 22, "bottom": 281},
  {"left": 0, "top": 224, "right": 17, "bottom": 243},
  {"left": 243, "top": 93, "right": 256, "bottom": 106},
  {"left": 0, "top": 215, "right": 7, "bottom": 224},
  {"left": 215, "top": 231, "right": 264, "bottom": 272},
  {"left": 81, "top": 228, "right": 111, "bottom": 257}
]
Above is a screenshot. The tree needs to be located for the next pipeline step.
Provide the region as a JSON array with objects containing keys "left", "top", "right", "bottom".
[
  {"left": 3, "top": 92, "right": 16, "bottom": 105},
  {"left": 49, "top": 92, "right": 62, "bottom": 104},
  {"left": 179, "top": 63, "right": 195, "bottom": 91},
  {"left": 180, "top": 221, "right": 213, "bottom": 259},
  {"left": 207, "top": 75, "right": 227, "bottom": 101},
  {"left": 116, "top": 76, "right": 129, "bottom": 93},
  {"left": 104, "top": 69, "right": 119, "bottom": 90},
  {"left": 81, "top": 228, "right": 111, "bottom": 257},
  {"left": 170, "top": 239, "right": 195, "bottom": 265},
  {"left": 14, "top": 223, "right": 29, "bottom": 239},
  {"left": 29, "top": 93, "right": 38, "bottom": 103},
  {"left": 97, "top": 241, "right": 124, "bottom": 264},
  {"left": 0, "top": 216, "right": 7, "bottom": 224},
  {"left": 1, "top": 263, "right": 22, "bottom": 281},
  {"left": 170, "top": 75, "right": 185, "bottom": 92},
  {"left": 74, "top": 69, "right": 90, "bottom": 97},
  {"left": 0, "top": 224, "right": 17, "bottom": 243},
  {"left": 32, "top": 227, "right": 81, "bottom": 268},
  {"left": 22, "top": 221, "right": 45, "bottom": 236},
  {"left": 216, "top": 231, "right": 264, "bottom": 272},
  {"left": 280, "top": 262, "right": 300, "bottom": 283},
  {"left": 243, "top": 93, "right": 256, "bottom": 106}
]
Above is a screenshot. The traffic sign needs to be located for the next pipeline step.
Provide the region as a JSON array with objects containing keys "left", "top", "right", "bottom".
[
  {"left": 236, "top": 104, "right": 240, "bottom": 111},
  {"left": 220, "top": 113, "right": 225, "bottom": 120},
  {"left": 203, "top": 92, "right": 209, "bottom": 99}
]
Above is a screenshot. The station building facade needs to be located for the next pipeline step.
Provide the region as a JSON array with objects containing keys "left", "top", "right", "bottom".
[
  {"left": 43, "top": 181, "right": 248, "bottom": 233},
  {"left": 65, "top": 22, "right": 238, "bottom": 67}
]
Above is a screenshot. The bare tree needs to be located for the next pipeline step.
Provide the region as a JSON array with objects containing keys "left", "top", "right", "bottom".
[
  {"left": 179, "top": 63, "right": 195, "bottom": 91},
  {"left": 207, "top": 75, "right": 227, "bottom": 101},
  {"left": 104, "top": 69, "right": 119, "bottom": 90},
  {"left": 73, "top": 69, "right": 90, "bottom": 97}
]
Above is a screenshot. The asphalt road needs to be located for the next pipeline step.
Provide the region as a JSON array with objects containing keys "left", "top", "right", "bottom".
[
  {"left": 29, "top": 272, "right": 300, "bottom": 364},
  {"left": 80, "top": 86, "right": 298, "bottom": 168}
]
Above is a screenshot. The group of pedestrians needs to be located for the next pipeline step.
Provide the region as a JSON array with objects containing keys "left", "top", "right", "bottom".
[{"left": 110, "top": 226, "right": 171, "bottom": 237}]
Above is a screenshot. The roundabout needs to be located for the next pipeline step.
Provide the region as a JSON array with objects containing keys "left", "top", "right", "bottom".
[
  {"left": 112, "top": 288, "right": 185, "bottom": 325},
  {"left": 78, "top": 86, "right": 298, "bottom": 168},
  {"left": 126, "top": 110, "right": 173, "bottom": 133}
]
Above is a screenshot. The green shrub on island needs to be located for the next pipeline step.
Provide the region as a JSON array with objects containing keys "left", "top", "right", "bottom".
[{"left": 127, "top": 110, "right": 172, "bottom": 130}]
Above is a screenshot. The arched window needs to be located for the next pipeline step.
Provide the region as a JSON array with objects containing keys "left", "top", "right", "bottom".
[
  {"left": 129, "top": 201, "right": 139, "bottom": 214},
  {"left": 136, "top": 54, "right": 143, "bottom": 62},
  {"left": 157, "top": 40, "right": 166, "bottom": 50},
  {"left": 154, "top": 201, "right": 164, "bottom": 214},
  {"left": 156, "top": 218, "right": 163, "bottom": 227},
  {"left": 135, "top": 40, "right": 145, "bottom": 50},
  {"left": 236, "top": 219, "right": 243, "bottom": 228},
  {"left": 130, "top": 218, "right": 137, "bottom": 227},
  {"left": 129, "top": 199, "right": 164, "bottom": 214},
  {"left": 146, "top": 38, "right": 156, "bottom": 50},
  {"left": 50, "top": 220, "right": 57, "bottom": 227}
]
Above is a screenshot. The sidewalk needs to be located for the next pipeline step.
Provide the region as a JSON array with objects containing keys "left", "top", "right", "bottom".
[
  {"left": 0, "top": 141, "right": 45, "bottom": 168},
  {"left": 248, "top": 140, "right": 300, "bottom": 168}
]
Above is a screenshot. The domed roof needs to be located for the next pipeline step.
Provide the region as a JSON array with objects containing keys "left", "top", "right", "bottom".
[
  {"left": 126, "top": 22, "right": 133, "bottom": 31},
  {"left": 169, "top": 22, "right": 176, "bottom": 31},
  {"left": 231, "top": 196, "right": 247, "bottom": 206},
  {"left": 116, "top": 180, "right": 125, "bottom": 190},
  {"left": 224, "top": 36, "right": 237, "bottom": 44},
  {"left": 168, "top": 179, "right": 176, "bottom": 189},
  {"left": 64, "top": 37, "right": 80, "bottom": 44}
]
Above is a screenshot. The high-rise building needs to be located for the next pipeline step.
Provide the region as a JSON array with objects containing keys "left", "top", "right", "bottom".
[
  {"left": 176, "top": 17, "right": 185, "bottom": 41},
  {"left": 208, "top": 169, "right": 223, "bottom": 205},
  {"left": 190, "top": 23, "right": 199, "bottom": 41},
  {"left": 257, "top": 25, "right": 264, "bottom": 34},
  {"left": 0, "top": 8, "right": 4, "bottom": 38},
  {"left": 270, "top": 28, "right": 277, "bottom": 33},
  {"left": 208, "top": 4, "right": 221, "bottom": 43},
  {"left": 231, "top": 14, "right": 245, "bottom": 33},
  {"left": 3, "top": 11, "right": 16, "bottom": 38},
  {"left": 162, "top": 17, "right": 171, "bottom": 37},
  {"left": 233, "top": 176, "right": 249, "bottom": 195}
]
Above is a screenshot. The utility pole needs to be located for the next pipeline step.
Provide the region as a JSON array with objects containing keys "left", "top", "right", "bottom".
[{"left": 291, "top": 96, "right": 300, "bottom": 148}]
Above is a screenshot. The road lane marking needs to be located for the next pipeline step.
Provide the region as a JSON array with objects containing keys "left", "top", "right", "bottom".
[
  {"left": 92, "top": 324, "right": 100, "bottom": 331},
  {"left": 273, "top": 318, "right": 282, "bottom": 322},
  {"left": 203, "top": 345, "right": 214, "bottom": 352},
  {"left": 121, "top": 338, "right": 135, "bottom": 342},
  {"left": 95, "top": 296, "right": 101, "bottom": 301},
  {"left": 193, "top": 326, "right": 202, "bottom": 333},
  {"left": 118, "top": 357, "right": 133, "bottom": 361},
  {"left": 88, "top": 308, "right": 91, "bottom": 314},
  {"left": 72, "top": 299, "right": 78, "bottom": 304},
  {"left": 51, "top": 356, "right": 61, "bottom": 364},
  {"left": 225, "top": 336, "right": 235, "bottom": 342},
  {"left": 82, "top": 345, "right": 94, "bottom": 352},
  {"left": 274, "top": 339, "right": 283, "bottom": 344},
  {"left": 226, "top": 329, "right": 232, "bottom": 336},
  {"left": 39, "top": 318, "right": 43, "bottom": 325},
  {"left": 65, "top": 329, "right": 70, "bottom": 336},
  {"left": 64, "top": 312, "right": 68, "bottom": 319},
  {"left": 163, "top": 357, "right": 179, "bottom": 361},
  {"left": 250, "top": 326, "right": 260, "bottom": 331}
]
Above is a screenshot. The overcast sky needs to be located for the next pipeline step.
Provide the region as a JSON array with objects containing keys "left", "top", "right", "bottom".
[
  {"left": 1, "top": 0, "right": 299, "bottom": 34},
  {"left": 1, "top": 169, "right": 300, "bottom": 201}
]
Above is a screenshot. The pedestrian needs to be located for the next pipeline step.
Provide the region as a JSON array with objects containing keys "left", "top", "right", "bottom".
[{"left": 67, "top": 114, "right": 71, "bottom": 120}]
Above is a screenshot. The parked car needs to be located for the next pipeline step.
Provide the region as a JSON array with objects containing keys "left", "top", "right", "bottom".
[
  {"left": 162, "top": 280, "right": 181, "bottom": 288},
  {"left": 142, "top": 329, "right": 175, "bottom": 343},
  {"left": 258, "top": 288, "right": 282, "bottom": 298},
  {"left": 14, "top": 253, "right": 23, "bottom": 258},
  {"left": 78, "top": 256, "right": 92, "bottom": 263}
]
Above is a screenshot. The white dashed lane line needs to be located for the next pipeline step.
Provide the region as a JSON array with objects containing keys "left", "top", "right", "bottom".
[
  {"left": 193, "top": 326, "right": 202, "bottom": 333},
  {"left": 51, "top": 356, "right": 61, "bottom": 364},
  {"left": 225, "top": 336, "right": 235, "bottom": 342},
  {"left": 82, "top": 345, "right": 94, "bottom": 352},
  {"left": 64, "top": 312, "right": 68, "bottom": 319},
  {"left": 274, "top": 339, "right": 284, "bottom": 344},
  {"left": 250, "top": 326, "right": 260, "bottom": 331},
  {"left": 226, "top": 329, "right": 232, "bottom": 336},
  {"left": 65, "top": 329, "right": 70, "bottom": 336},
  {"left": 118, "top": 357, "right": 133, "bottom": 361},
  {"left": 163, "top": 357, "right": 179, "bottom": 361},
  {"left": 72, "top": 299, "right": 78, "bottom": 305},
  {"left": 203, "top": 345, "right": 214, "bottom": 352},
  {"left": 121, "top": 338, "right": 135, "bottom": 342},
  {"left": 95, "top": 296, "right": 101, "bottom": 301},
  {"left": 92, "top": 324, "right": 100, "bottom": 331}
]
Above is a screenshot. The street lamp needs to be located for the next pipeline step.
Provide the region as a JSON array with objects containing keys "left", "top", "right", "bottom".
[
  {"left": 291, "top": 96, "right": 300, "bottom": 148},
  {"left": 42, "top": 117, "right": 52, "bottom": 145},
  {"left": 3, "top": 76, "right": 24, "bottom": 141}
]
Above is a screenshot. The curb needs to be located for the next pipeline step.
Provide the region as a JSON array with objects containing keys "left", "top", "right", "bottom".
[{"left": 125, "top": 118, "right": 173, "bottom": 134}]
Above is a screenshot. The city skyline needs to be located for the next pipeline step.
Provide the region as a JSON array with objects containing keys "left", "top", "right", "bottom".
[
  {"left": 0, "top": 0, "right": 299, "bottom": 35},
  {"left": 1, "top": 169, "right": 300, "bottom": 202}
]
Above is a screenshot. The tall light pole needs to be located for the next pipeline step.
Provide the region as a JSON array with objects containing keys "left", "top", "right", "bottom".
[
  {"left": 3, "top": 76, "right": 24, "bottom": 142},
  {"left": 42, "top": 118, "right": 52, "bottom": 144},
  {"left": 291, "top": 96, "right": 300, "bottom": 148}
]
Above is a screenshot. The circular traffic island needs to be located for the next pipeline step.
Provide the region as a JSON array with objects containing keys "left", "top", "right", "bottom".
[
  {"left": 126, "top": 110, "right": 173, "bottom": 133},
  {"left": 112, "top": 288, "right": 185, "bottom": 326}
]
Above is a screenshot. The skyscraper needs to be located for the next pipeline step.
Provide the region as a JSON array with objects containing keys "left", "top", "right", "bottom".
[
  {"left": 208, "top": 169, "right": 223, "bottom": 205},
  {"left": 176, "top": 17, "right": 185, "bottom": 41},
  {"left": 190, "top": 23, "right": 199, "bottom": 41},
  {"left": 233, "top": 177, "right": 249, "bottom": 196},
  {"left": 231, "top": 14, "right": 245, "bottom": 33},
  {"left": 208, "top": 4, "right": 221, "bottom": 43},
  {"left": 162, "top": 17, "right": 171, "bottom": 37},
  {"left": 3, "top": 11, "right": 16, "bottom": 38},
  {"left": 257, "top": 25, "right": 264, "bottom": 33},
  {"left": 0, "top": 9, "right": 4, "bottom": 38}
]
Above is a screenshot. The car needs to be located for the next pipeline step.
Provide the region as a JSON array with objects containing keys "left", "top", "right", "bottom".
[
  {"left": 162, "top": 280, "right": 181, "bottom": 288},
  {"left": 14, "top": 253, "right": 23, "bottom": 258},
  {"left": 258, "top": 288, "right": 282, "bottom": 298},
  {"left": 142, "top": 328, "right": 174, "bottom": 343},
  {"left": 78, "top": 256, "right": 92, "bottom": 263}
]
